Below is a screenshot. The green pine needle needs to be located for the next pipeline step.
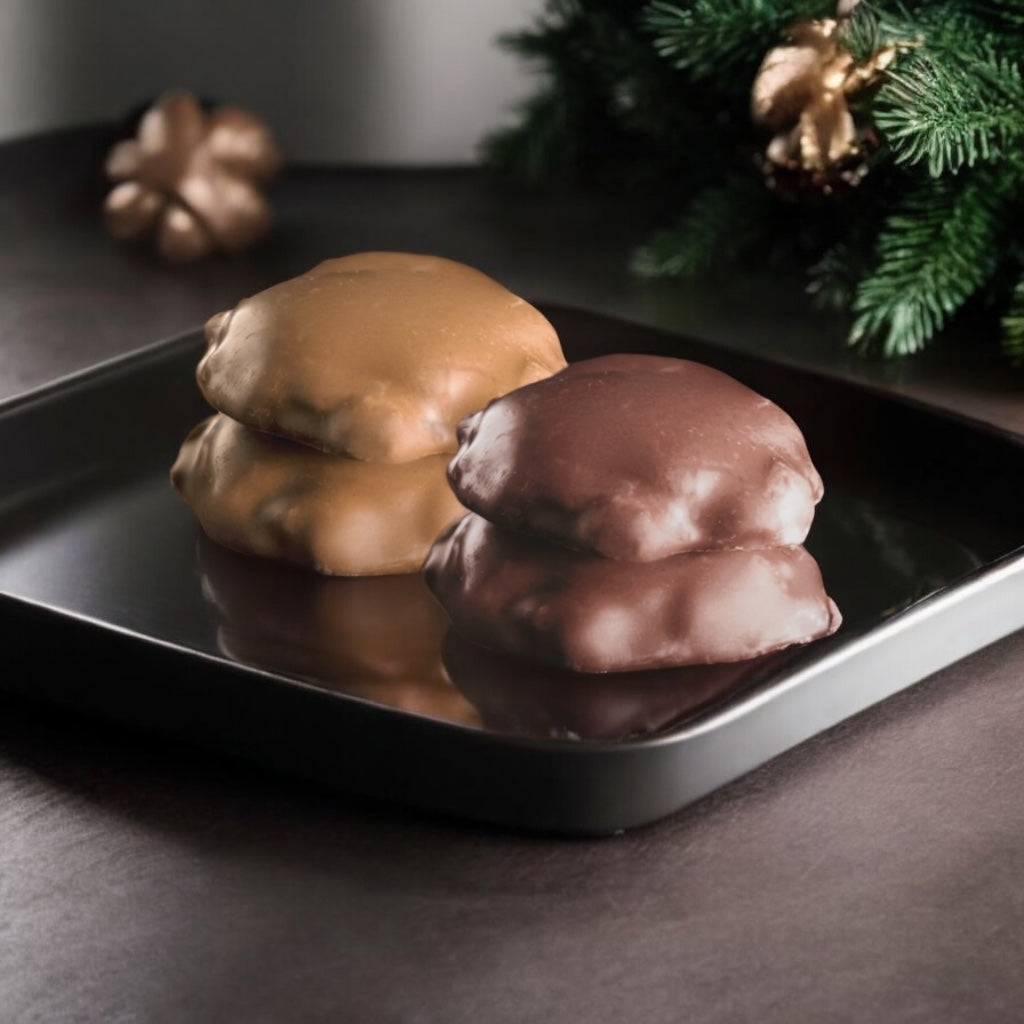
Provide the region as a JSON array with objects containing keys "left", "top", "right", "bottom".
[
  {"left": 631, "top": 177, "right": 773, "bottom": 278},
  {"left": 484, "top": 0, "right": 1024, "bottom": 360},
  {"left": 494, "top": 0, "right": 583, "bottom": 63},
  {"left": 849, "top": 169, "right": 1011, "bottom": 356},
  {"left": 479, "top": 87, "right": 574, "bottom": 184},
  {"left": 840, "top": 1, "right": 1024, "bottom": 63},
  {"left": 843, "top": 2, "right": 1024, "bottom": 176},
  {"left": 1001, "top": 274, "right": 1024, "bottom": 364},
  {"left": 875, "top": 49, "right": 1024, "bottom": 176},
  {"left": 807, "top": 244, "right": 861, "bottom": 313},
  {"left": 643, "top": 0, "right": 832, "bottom": 82}
]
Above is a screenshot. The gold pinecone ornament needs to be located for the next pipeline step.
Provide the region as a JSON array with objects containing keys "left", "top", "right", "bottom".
[
  {"left": 104, "top": 91, "right": 282, "bottom": 263},
  {"left": 751, "top": 7, "right": 896, "bottom": 195}
]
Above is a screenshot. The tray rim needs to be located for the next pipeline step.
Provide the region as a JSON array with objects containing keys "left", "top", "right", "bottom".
[
  {"left": 3, "top": 542, "right": 1024, "bottom": 756},
  {"left": 0, "top": 328, "right": 202, "bottom": 419},
  {"left": 3, "top": 306, "right": 1024, "bottom": 832},
  {"left": 3, "top": 546, "right": 1023, "bottom": 836},
  {"left": 4, "top": 308, "right": 1024, "bottom": 449}
]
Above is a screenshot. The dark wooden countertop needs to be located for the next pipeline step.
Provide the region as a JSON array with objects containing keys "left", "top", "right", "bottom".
[{"left": 2, "top": 127, "right": 1023, "bottom": 1024}]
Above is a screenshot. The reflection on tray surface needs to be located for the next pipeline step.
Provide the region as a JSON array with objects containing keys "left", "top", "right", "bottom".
[
  {"left": 197, "top": 537, "right": 480, "bottom": 727},
  {"left": 195, "top": 485, "right": 986, "bottom": 741},
  {"left": 443, "top": 632, "right": 794, "bottom": 741},
  {"left": 811, "top": 492, "right": 983, "bottom": 627}
]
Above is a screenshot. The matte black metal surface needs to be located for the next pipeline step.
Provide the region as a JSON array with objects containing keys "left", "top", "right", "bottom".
[{"left": 2, "top": 307, "right": 1022, "bottom": 833}]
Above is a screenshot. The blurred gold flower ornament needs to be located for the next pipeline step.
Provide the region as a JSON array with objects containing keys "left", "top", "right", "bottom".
[
  {"left": 104, "top": 90, "right": 282, "bottom": 262},
  {"left": 751, "top": 1, "right": 897, "bottom": 193}
]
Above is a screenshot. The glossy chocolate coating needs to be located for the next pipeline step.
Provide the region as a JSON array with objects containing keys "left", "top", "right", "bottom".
[
  {"left": 424, "top": 514, "right": 841, "bottom": 673},
  {"left": 450, "top": 353, "right": 824, "bottom": 560},
  {"left": 171, "top": 414, "right": 465, "bottom": 576},
  {"left": 196, "top": 252, "right": 567, "bottom": 462}
]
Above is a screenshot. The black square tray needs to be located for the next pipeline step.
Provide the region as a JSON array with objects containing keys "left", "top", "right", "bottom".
[{"left": 2, "top": 306, "right": 1022, "bottom": 834}]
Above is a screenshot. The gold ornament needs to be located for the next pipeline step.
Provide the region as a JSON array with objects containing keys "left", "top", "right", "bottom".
[
  {"left": 104, "top": 90, "right": 282, "bottom": 262},
  {"left": 751, "top": 9, "right": 896, "bottom": 193}
]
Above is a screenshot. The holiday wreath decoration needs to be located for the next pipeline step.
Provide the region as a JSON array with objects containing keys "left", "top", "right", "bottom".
[{"left": 482, "top": 1, "right": 1024, "bottom": 359}]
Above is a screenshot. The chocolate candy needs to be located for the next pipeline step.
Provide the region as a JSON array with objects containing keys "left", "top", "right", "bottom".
[
  {"left": 173, "top": 253, "right": 567, "bottom": 576},
  {"left": 426, "top": 352, "right": 841, "bottom": 671},
  {"left": 424, "top": 514, "right": 841, "bottom": 673},
  {"left": 196, "top": 252, "right": 567, "bottom": 463},
  {"left": 450, "top": 353, "right": 823, "bottom": 560},
  {"left": 172, "top": 414, "right": 465, "bottom": 576}
]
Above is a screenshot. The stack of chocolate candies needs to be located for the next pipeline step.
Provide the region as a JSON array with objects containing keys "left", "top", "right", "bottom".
[
  {"left": 171, "top": 252, "right": 566, "bottom": 576},
  {"left": 425, "top": 353, "right": 841, "bottom": 672}
]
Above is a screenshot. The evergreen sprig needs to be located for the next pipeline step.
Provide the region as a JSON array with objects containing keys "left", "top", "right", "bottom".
[
  {"left": 481, "top": 87, "right": 576, "bottom": 184},
  {"left": 644, "top": 0, "right": 832, "bottom": 83},
  {"left": 849, "top": 169, "right": 1010, "bottom": 355},
  {"left": 631, "top": 176, "right": 777, "bottom": 277},
  {"left": 483, "top": 0, "right": 1024, "bottom": 360},
  {"left": 1001, "top": 275, "right": 1024, "bottom": 364},
  {"left": 480, "top": 1, "right": 700, "bottom": 191},
  {"left": 870, "top": 30, "right": 1024, "bottom": 175},
  {"left": 808, "top": 243, "right": 863, "bottom": 313}
]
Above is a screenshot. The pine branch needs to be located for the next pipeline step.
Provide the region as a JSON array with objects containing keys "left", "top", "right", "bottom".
[
  {"left": 849, "top": 168, "right": 1011, "bottom": 355},
  {"left": 631, "top": 177, "right": 775, "bottom": 277},
  {"left": 807, "top": 244, "right": 860, "bottom": 313},
  {"left": 483, "top": 1, "right": 705, "bottom": 190},
  {"left": 842, "top": 2, "right": 1024, "bottom": 176},
  {"left": 840, "top": 1, "right": 1020, "bottom": 63},
  {"left": 495, "top": 0, "right": 583, "bottom": 63},
  {"left": 956, "top": 1, "right": 1024, "bottom": 37},
  {"left": 482, "top": 0, "right": 1024, "bottom": 362},
  {"left": 479, "top": 87, "right": 574, "bottom": 184},
  {"left": 1001, "top": 272, "right": 1024, "bottom": 364},
  {"left": 643, "top": 0, "right": 833, "bottom": 83},
  {"left": 873, "top": 48, "right": 1024, "bottom": 176}
]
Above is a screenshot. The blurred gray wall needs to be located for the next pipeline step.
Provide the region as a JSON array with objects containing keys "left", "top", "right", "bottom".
[{"left": 0, "top": 0, "right": 543, "bottom": 163}]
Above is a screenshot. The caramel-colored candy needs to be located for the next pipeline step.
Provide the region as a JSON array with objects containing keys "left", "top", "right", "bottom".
[
  {"left": 450, "top": 353, "right": 823, "bottom": 560},
  {"left": 171, "top": 414, "right": 465, "bottom": 576},
  {"left": 196, "top": 252, "right": 567, "bottom": 462},
  {"left": 424, "top": 514, "right": 841, "bottom": 673}
]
